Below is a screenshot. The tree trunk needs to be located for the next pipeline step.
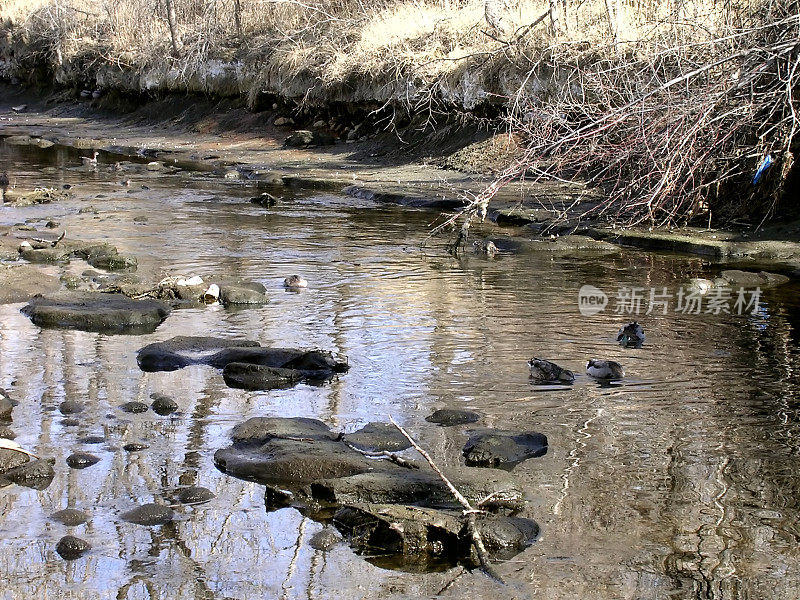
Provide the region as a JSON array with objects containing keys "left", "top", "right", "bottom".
[
  {"left": 233, "top": 0, "right": 242, "bottom": 38},
  {"left": 165, "top": 0, "right": 181, "bottom": 57}
]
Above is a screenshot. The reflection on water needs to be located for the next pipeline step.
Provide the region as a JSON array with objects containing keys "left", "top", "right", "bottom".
[{"left": 1, "top": 139, "right": 800, "bottom": 598}]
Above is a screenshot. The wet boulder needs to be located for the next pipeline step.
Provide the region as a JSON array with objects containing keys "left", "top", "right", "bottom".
[
  {"left": 463, "top": 429, "right": 548, "bottom": 469},
  {"left": 343, "top": 422, "right": 412, "bottom": 453},
  {"left": 73, "top": 243, "right": 137, "bottom": 272},
  {"left": 137, "top": 336, "right": 348, "bottom": 389},
  {"left": 0, "top": 397, "right": 12, "bottom": 422},
  {"left": 309, "top": 528, "right": 341, "bottom": 551},
  {"left": 136, "top": 336, "right": 261, "bottom": 371},
  {"left": 123, "top": 442, "right": 149, "bottom": 452},
  {"left": 21, "top": 292, "right": 170, "bottom": 334},
  {"left": 216, "top": 417, "right": 380, "bottom": 486},
  {"left": 231, "top": 416, "right": 336, "bottom": 444},
  {"left": 0, "top": 446, "right": 30, "bottom": 474},
  {"left": 218, "top": 282, "right": 268, "bottom": 305},
  {"left": 332, "top": 503, "right": 539, "bottom": 569},
  {"left": 425, "top": 408, "right": 481, "bottom": 427},
  {"left": 18, "top": 246, "right": 70, "bottom": 264},
  {"left": 3, "top": 188, "right": 71, "bottom": 206},
  {"left": 214, "top": 435, "right": 374, "bottom": 486},
  {"left": 59, "top": 400, "right": 84, "bottom": 415},
  {"left": 284, "top": 130, "right": 335, "bottom": 148},
  {"left": 0, "top": 458, "right": 56, "bottom": 489},
  {"left": 310, "top": 467, "right": 524, "bottom": 511}
]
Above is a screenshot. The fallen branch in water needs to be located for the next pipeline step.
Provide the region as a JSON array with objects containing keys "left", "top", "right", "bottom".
[
  {"left": 389, "top": 415, "right": 504, "bottom": 583},
  {"left": 340, "top": 437, "right": 419, "bottom": 470}
]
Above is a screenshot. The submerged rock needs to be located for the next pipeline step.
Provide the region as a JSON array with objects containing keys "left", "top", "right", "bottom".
[
  {"left": 177, "top": 486, "right": 215, "bottom": 504},
  {"left": 311, "top": 468, "right": 523, "bottom": 511},
  {"left": 222, "top": 363, "right": 302, "bottom": 390},
  {"left": 718, "top": 269, "right": 790, "bottom": 289},
  {"left": 136, "top": 336, "right": 260, "bottom": 371},
  {"left": 425, "top": 408, "right": 481, "bottom": 427},
  {"left": 56, "top": 535, "right": 91, "bottom": 560},
  {"left": 137, "top": 336, "right": 348, "bottom": 389},
  {"left": 463, "top": 430, "right": 548, "bottom": 469},
  {"left": 51, "top": 508, "right": 89, "bottom": 526},
  {"left": 333, "top": 503, "right": 538, "bottom": 568},
  {"left": 121, "top": 503, "right": 174, "bottom": 526},
  {"left": 22, "top": 292, "right": 171, "bottom": 334}
]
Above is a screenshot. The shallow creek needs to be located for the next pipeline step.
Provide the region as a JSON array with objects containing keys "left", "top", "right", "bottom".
[{"left": 1, "top": 140, "right": 800, "bottom": 599}]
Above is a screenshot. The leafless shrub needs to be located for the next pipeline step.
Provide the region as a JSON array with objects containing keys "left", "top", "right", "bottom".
[{"left": 450, "top": 0, "right": 800, "bottom": 234}]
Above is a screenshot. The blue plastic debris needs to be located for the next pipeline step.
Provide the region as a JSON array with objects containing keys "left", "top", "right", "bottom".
[{"left": 752, "top": 154, "right": 773, "bottom": 185}]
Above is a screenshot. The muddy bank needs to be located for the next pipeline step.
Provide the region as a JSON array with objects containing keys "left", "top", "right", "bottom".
[{"left": 2, "top": 86, "right": 800, "bottom": 281}]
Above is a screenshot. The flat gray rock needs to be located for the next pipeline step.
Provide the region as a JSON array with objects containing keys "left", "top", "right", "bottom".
[
  {"left": 425, "top": 408, "right": 481, "bottom": 427},
  {"left": 22, "top": 292, "right": 170, "bottom": 334},
  {"left": 343, "top": 422, "right": 411, "bottom": 452}
]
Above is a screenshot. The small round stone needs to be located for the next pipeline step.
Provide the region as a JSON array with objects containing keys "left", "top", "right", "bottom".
[
  {"left": 150, "top": 393, "right": 178, "bottom": 416},
  {"left": 66, "top": 452, "right": 100, "bottom": 469},
  {"left": 56, "top": 535, "right": 91, "bottom": 560},
  {"left": 59, "top": 400, "right": 84, "bottom": 415},
  {"left": 309, "top": 529, "right": 340, "bottom": 551},
  {"left": 177, "top": 486, "right": 215, "bottom": 504},
  {"left": 120, "top": 401, "right": 149, "bottom": 414}
]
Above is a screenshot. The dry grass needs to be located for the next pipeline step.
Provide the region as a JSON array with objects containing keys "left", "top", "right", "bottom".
[{"left": 1, "top": 0, "right": 796, "bottom": 225}]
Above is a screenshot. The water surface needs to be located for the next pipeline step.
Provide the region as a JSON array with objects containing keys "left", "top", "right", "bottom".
[{"left": 1, "top": 140, "right": 799, "bottom": 599}]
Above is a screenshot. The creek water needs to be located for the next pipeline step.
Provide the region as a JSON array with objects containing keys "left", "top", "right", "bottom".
[{"left": 1, "top": 139, "right": 800, "bottom": 599}]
